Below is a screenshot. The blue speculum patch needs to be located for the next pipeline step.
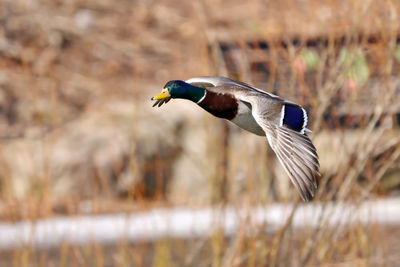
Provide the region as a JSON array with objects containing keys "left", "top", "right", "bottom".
[{"left": 283, "top": 104, "right": 304, "bottom": 131}]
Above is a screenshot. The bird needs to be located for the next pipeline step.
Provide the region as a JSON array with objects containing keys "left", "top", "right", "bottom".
[{"left": 151, "top": 76, "right": 320, "bottom": 201}]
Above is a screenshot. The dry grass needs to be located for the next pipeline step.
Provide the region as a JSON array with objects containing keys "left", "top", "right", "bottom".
[{"left": 0, "top": 0, "right": 400, "bottom": 266}]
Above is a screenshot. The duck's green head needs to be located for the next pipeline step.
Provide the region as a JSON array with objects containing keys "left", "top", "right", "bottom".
[{"left": 151, "top": 80, "right": 205, "bottom": 107}]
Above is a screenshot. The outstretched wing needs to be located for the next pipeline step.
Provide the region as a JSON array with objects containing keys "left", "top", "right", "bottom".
[
  {"left": 185, "top": 76, "right": 281, "bottom": 99},
  {"left": 254, "top": 115, "right": 320, "bottom": 201}
]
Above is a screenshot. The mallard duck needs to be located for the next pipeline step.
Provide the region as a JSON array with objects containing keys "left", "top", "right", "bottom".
[{"left": 151, "top": 76, "right": 320, "bottom": 201}]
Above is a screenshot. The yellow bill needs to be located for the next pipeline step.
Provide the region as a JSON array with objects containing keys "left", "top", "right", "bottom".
[
  {"left": 152, "top": 88, "right": 171, "bottom": 100},
  {"left": 151, "top": 88, "right": 172, "bottom": 107}
]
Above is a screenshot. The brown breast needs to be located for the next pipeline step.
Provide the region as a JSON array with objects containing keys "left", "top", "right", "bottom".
[{"left": 198, "top": 90, "right": 239, "bottom": 120}]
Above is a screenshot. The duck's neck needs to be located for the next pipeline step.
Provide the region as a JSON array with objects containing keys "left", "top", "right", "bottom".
[{"left": 174, "top": 83, "right": 206, "bottom": 103}]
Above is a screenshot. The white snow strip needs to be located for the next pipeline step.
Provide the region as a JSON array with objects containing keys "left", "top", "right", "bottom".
[{"left": 0, "top": 198, "right": 399, "bottom": 249}]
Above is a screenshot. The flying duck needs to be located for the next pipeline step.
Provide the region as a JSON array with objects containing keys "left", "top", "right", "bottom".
[{"left": 151, "top": 76, "right": 320, "bottom": 201}]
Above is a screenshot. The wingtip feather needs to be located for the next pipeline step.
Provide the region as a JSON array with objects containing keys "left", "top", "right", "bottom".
[{"left": 267, "top": 125, "right": 320, "bottom": 202}]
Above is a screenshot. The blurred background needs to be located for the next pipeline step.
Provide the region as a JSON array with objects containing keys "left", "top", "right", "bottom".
[{"left": 0, "top": 0, "right": 400, "bottom": 266}]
